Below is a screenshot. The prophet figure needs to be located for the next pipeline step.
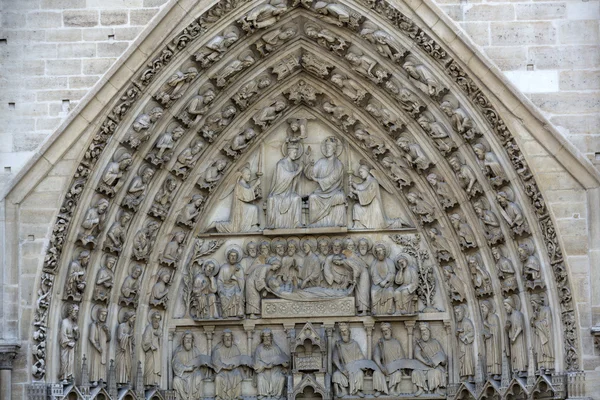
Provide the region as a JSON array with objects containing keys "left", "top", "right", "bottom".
[
  {"left": 60, "top": 304, "right": 80, "bottom": 382},
  {"left": 370, "top": 243, "right": 395, "bottom": 315},
  {"left": 142, "top": 312, "right": 162, "bottom": 386},
  {"left": 504, "top": 296, "right": 528, "bottom": 375},
  {"left": 172, "top": 332, "right": 209, "bottom": 400},
  {"left": 412, "top": 322, "right": 447, "bottom": 396},
  {"left": 333, "top": 323, "right": 367, "bottom": 397},
  {"left": 218, "top": 248, "right": 245, "bottom": 318},
  {"left": 212, "top": 330, "right": 246, "bottom": 400},
  {"left": 254, "top": 328, "right": 289, "bottom": 399},
  {"left": 531, "top": 294, "right": 555, "bottom": 372},
  {"left": 267, "top": 141, "right": 303, "bottom": 229},
  {"left": 191, "top": 260, "right": 220, "bottom": 319},
  {"left": 454, "top": 305, "right": 475, "bottom": 381},
  {"left": 116, "top": 311, "right": 136, "bottom": 384},
  {"left": 480, "top": 300, "right": 502, "bottom": 379},
  {"left": 88, "top": 306, "right": 110, "bottom": 385},
  {"left": 305, "top": 136, "right": 346, "bottom": 227},
  {"left": 373, "top": 322, "right": 405, "bottom": 395},
  {"left": 299, "top": 237, "right": 322, "bottom": 288}
]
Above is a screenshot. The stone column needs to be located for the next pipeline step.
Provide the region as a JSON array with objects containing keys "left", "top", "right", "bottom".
[
  {"left": 245, "top": 328, "right": 254, "bottom": 356},
  {"left": 325, "top": 325, "right": 334, "bottom": 375},
  {"left": 364, "top": 322, "right": 374, "bottom": 360},
  {"left": 0, "top": 344, "right": 20, "bottom": 400},
  {"left": 204, "top": 326, "right": 215, "bottom": 356},
  {"left": 404, "top": 321, "right": 415, "bottom": 359}
]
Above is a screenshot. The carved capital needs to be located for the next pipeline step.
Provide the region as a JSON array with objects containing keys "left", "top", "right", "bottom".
[
  {"left": 591, "top": 326, "right": 600, "bottom": 350},
  {"left": 0, "top": 344, "right": 20, "bottom": 370}
]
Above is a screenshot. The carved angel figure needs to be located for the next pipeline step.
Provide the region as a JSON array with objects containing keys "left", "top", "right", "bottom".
[
  {"left": 98, "top": 150, "right": 133, "bottom": 196},
  {"left": 253, "top": 100, "right": 287, "bottom": 129},
  {"left": 233, "top": 76, "right": 272, "bottom": 109},
  {"left": 256, "top": 24, "right": 297, "bottom": 56},
  {"left": 426, "top": 173, "right": 456, "bottom": 209},
  {"left": 350, "top": 161, "right": 407, "bottom": 229},
  {"left": 177, "top": 194, "right": 205, "bottom": 228},
  {"left": 440, "top": 97, "right": 478, "bottom": 141},
  {"left": 215, "top": 52, "right": 256, "bottom": 87},
  {"left": 450, "top": 213, "right": 477, "bottom": 249},
  {"left": 145, "top": 126, "right": 185, "bottom": 166},
  {"left": 172, "top": 139, "right": 205, "bottom": 178},
  {"left": 123, "top": 107, "right": 164, "bottom": 149},
  {"left": 304, "top": 22, "right": 347, "bottom": 54},
  {"left": 93, "top": 255, "right": 117, "bottom": 302},
  {"left": 331, "top": 73, "right": 367, "bottom": 103},
  {"left": 396, "top": 137, "right": 431, "bottom": 171},
  {"left": 360, "top": 21, "right": 408, "bottom": 61},
  {"left": 132, "top": 220, "right": 160, "bottom": 260},
  {"left": 238, "top": 0, "right": 288, "bottom": 32},
  {"left": 381, "top": 156, "right": 412, "bottom": 187},
  {"left": 122, "top": 165, "right": 155, "bottom": 211},
  {"left": 200, "top": 105, "right": 236, "bottom": 142},
  {"left": 403, "top": 55, "right": 445, "bottom": 97},
  {"left": 406, "top": 191, "right": 435, "bottom": 225},
  {"left": 193, "top": 27, "right": 239, "bottom": 67},
  {"left": 197, "top": 159, "right": 228, "bottom": 192},
  {"left": 417, "top": 111, "right": 456, "bottom": 155},
  {"left": 149, "top": 175, "right": 178, "bottom": 220},
  {"left": 154, "top": 67, "right": 198, "bottom": 107},
  {"left": 104, "top": 210, "right": 132, "bottom": 254},
  {"left": 385, "top": 79, "right": 425, "bottom": 117},
  {"left": 345, "top": 48, "right": 388, "bottom": 83},
  {"left": 448, "top": 156, "right": 483, "bottom": 199},
  {"left": 178, "top": 87, "right": 216, "bottom": 127},
  {"left": 77, "top": 198, "right": 109, "bottom": 247},
  {"left": 119, "top": 264, "right": 143, "bottom": 306},
  {"left": 352, "top": 124, "right": 387, "bottom": 156}
]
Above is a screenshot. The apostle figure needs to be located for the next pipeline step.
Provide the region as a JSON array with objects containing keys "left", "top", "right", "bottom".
[
  {"left": 212, "top": 329, "right": 245, "bottom": 400},
  {"left": 504, "top": 296, "right": 528, "bottom": 375},
  {"left": 299, "top": 237, "right": 322, "bottom": 288},
  {"left": 142, "top": 311, "right": 162, "bottom": 386},
  {"left": 218, "top": 247, "right": 245, "bottom": 318},
  {"left": 373, "top": 322, "right": 405, "bottom": 396},
  {"left": 454, "top": 305, "right": 475, "bottom": 381},
  {"left": 116, "top": 311, "right": 136, "bottom": 385},
  {"left": 254, "top": 328, "right": 289, "bottom": 399},
  {"left": 412, "top": 322, "right": 447, "bottom": 396},
  {"left": 370, "top": 243, "right": 395, "bottom": 315},
  {"left": 480, "top": 300, "right": 502, "bottom": 379},
  {"left": 350, "top": 161, "right": 406, "bottom": 229},
  {"left": 357, "top": 237, "right": 375, "bottom": 267},
  {"left": 531, "top": 294, "right": 555, "bottom": 372},
  {"left": 324, "top": 239, "right": 353, "bottom": 290},
  {"left": 172, "top": 332, "right": 208, "bottom": 400},
  {"left": 267, "top": 140, "right": 303, "bottom": 229},
  {"left": 191, "top": 259, "right": 220, "bottom": 319},
  {"left": 305, "top": 136, "right": 346, "bottom": 227},
  {"left": 88, "top": 306, "right": 110, "bottom": 386},
  {"left": 59, "top": 304, "right": 80, "bottom": 382},
  {"left": 342, "top": 238, "right": 370, "bottom": 316},
  {"left": 212, "top": 164, "right": 261, "bottom": 233},
  {"left": 246, "top": 257, "right": 281, "bottom": 318},
  {"left": 394, "top": 255, "right": 419, "bottom": 314},
  {"left": 332, "top": 323, "right": 366, "bottom": 397}
]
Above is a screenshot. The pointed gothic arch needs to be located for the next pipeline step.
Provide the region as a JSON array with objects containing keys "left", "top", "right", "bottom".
[{"left": 11, "top": 0, "right": 598, "bottom": 399}]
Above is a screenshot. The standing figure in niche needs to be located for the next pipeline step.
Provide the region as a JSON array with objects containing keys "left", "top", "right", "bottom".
[
  {"left": 198, "top": 159, "right": 228, "bottom": 191},
  {"left": 454, "top": 305, "right": 475, "bottom": 382},
  {"left": 172, "top": 139, "right": 205, "bottom": 177},
  {"left": 254, "top": 328, "right": 289, "bottom": 399},
  {"left": 218, "top": 247, "right": 245, "bottom": 318},
  {"left": 147, "top": 126, "right": 185, "bottom": 165},
  {"left": 191, "top": 259, "right": 220, "bottom": 319},
  {"left": 267, "top": 140, "right": 303, "bottom": 229},
  {"left": 426, "top": 173, "right": 456, "bottom": 209},
  {"left": 450, "top": 213, "right": 477, "bottom": 249},
  {"left": 531, "top": 293, "right": 555, "bottom": 372},
  {"left": 519, "top": 242, "right": 542, "bottom": 283},
  {"left": 162, "top": 231, "right": 186, "bottom": 265},
  {"left": 116, "top": 311, "right": 136, "bottom": 385},
  {"left": 396, "top": 137, "right": 431, "bottom": 171},
  {"left": 350, "top": 161, "right": 407, "bottom": 229},
  {"left": 333, "top": 323, "right": 367, "bottom": 398},
  {"left": 93, "top": 255, "right": 116, "bottom": 302},
  {"left": 252, "top": 240, "right": 272, "bottom": 267},
  {"left": 172, "top": 332, "right": 208, "bottom": 400},
  {"left": 473, "top": 200, "right": 503, "bottom": 245},
  {"left": 120, "top": 264, "right": 143, "bottom": 305},
  {"left": 373, "top": 322, "right": 405, "bottom": 396},
  {"left": 504, "top": 296, "right": 528, "bottom": 375},
  {"left": 492, "top": 246, "right": 518, "bottom": 293},
  {"left": 394, "top": 255, "right": 419, "bottom": 314},
  {"left": 99, "top": 150, "right": 133, "bottom": 196},
  {"left": 59, "top": 304, "right": 80, "bottom": 382},
  {"left": 305, "top": 136, "right": 346, "bottom": 227},
  {"left": 65, "top": 250, "right": 90, "bottom": 302},
  {"left": 89, "top": 306, "right": 110, "bottom": 386},
  {"left": 496, "top": 191, "right": 528, "bottom": 234},
  {"left": 241, "top": 241, "right": 258, "bottom": 271},
  {"left": 480, "top": 300, "right": 502, "bottom": 379},
  {"left": 299, "top": 237, "right": 322, "bottom": 288},
  {"left": 142, "top": 311, "right": 162, "bottom": 386},
  {"left": 468, "top": 254, "right": 493, "bottom": 296},
  {"left": 412, "top": 322, "right": 447, "bottom": 396},
  {"left": 212, "top": 329, "right": 245, "bottom": 400},
  {"left": 370, "top": 242, "right": 395, "bottom": 315},
  {"left": 150, "top": 270, "right": 172, "bottom": 307},
  {"left": 211, "top": 164, "right": 261, "bottom": 233},
  {"left": 441, "top": 265, "right": 466, "bottom": 303}
]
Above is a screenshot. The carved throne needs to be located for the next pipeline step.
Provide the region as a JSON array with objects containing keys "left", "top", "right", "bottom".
[{"left": 288, "top": 323, "right": 330, "bottom": 400}]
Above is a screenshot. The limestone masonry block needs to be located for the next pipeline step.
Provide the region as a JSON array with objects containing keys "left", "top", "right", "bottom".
[
  {"left": 63, "top": 10, "right": 99, "bottom": 27},
  {"left": 491, "top": 21, "right": 556, "bottom": 45}
]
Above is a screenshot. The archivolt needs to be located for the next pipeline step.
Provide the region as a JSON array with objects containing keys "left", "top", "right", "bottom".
[{"left": 32, "top": 0, "right": 579, "bottom": 388}]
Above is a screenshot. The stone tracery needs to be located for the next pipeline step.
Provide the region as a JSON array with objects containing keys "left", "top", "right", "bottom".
[{"left": 29, "top": 1, "right": 579, "bottom": 399}]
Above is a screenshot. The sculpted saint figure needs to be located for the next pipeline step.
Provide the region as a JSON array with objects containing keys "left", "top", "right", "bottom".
[
  {"left": 441, "top": 265, "right": 466, "bottom": 303},
  {"left": 450, "top": 213, "right": 477, "bottom": 249},
  {"left": 224, "top": 128, "right": 257, "bottom": 159},
  {"left": 124, "top": 107, "right": 164, "bottom": 149},
  {"left": 497, "top": 191, "right": 529, "bottom": 235},
  {"left": 417, "top": 112, "right": 455, "bottom": 156},
  {"left": 360, "top": 22, "right": 407, "bottom": 61},
  {"left": 333, "top": 323, "right": 367, "bottom": 397},
  {"left": 120, "top": 264, "right": 143, "bottom": 305},
  {"left": 172, "top": 332, "right": 208, "bottom": 400},
  {"left": 116, "top": 311, "right": 136, "bottom": 384},
  {"left": 256, "top": 25, "right": 296, "bottom": 56},
  {"left": 122, "top": 166, "right": 154, "bottom": 211},
  {"left": 373, "top": 322, "right": 405, "bottom": 396},
  {"left": 105, "top": 210, "right": 132, "bottom": 253},
  {"left": 300, "top": 237, "right": 322, "bottom": 288},
  {"left": 440, "top": 97, "right": 477, "bottom": 140},
  {"left": 531, "top": 294, "right": 555, "bottom": 372},
  {"left": 241, "top": 241, "right": 258, "bottom": 271},
  {"left": 59, "top": 304, "right": 80, "bottom": 382},
  {"left": 191, "top": 259, "right": 220, "bottom": 319},
  {"left": 177, "top": 194, "right": 205, "bottom": 228},
  {"left": 317, "top": 236, "right": 331, "bottom": 265},
  {"left": 198, "top": 159, "right": 229, "bottom": 191},
  {"left": 93, "top": 255, "right": 116, "bottom": 302},
  {"left": 142, "top": 312, "right": 162, "bottom": 386},
  {"left": 254, "top": 328, "right": 289, "bottom": 399},
  {"left": 346, "top": 49, "right": 388, "bottom": 83},
  {"left": 342, "top": 238, "right": 370, "bottom": 315},
  {"left": 403, "top": 55, "right": 444, "bottom": 97},
  {"left": 267, "top": 140, "right": 303, "bottom": 229},
  {"left": 381, "top": 156, "right": 412, "bottom": 187},
  {"left": 99, "top": 150, "right": 133, "bottom": 196},
  {"left": 246, "top": 257, "right": 281, "bottom": 318},
  {"left": 396, "top": 137, "right": 431, "bottom": 171},
  {"left": 195, "top": 28, "right": 239, "bottom": 67},
  {"left": 406, "top": 191, "right": 435, "bottom": 225},
  {"left": 394, "top": 255, "right": 419, "bottom": 314},
  {"left": 281, "top": 238, "right": 303, "bottom": 291},
  {"left": 201, "top": 105, "right": 237, "bottom": 142},
  {"left": 172, "top": 139, "right": 205, "bottom": 178},
  {"left": 89, "top": 306, "right": 110, "bottom": 385},
  {"left": 132, "top": 220, "right": 160, "bottom": 260},
  {"left": 305, "top": 136, "right": 346, "bottom": 227},
  {"left": 254, "top": 100, "right": 287, "bottom": 129},
  {"left": 162, "top": 231, "right": 186, "bottom": 265},
  {"left": 426, "top": 173, "right": 456, "bottom": 209},
  {"left": 331, "top": 73, "right": 367, "bottom": 103},
  {"left": 150, "top": 270, "right": 172, "bottom": 307},
  {"left": 211, "top": 165, "right": 260, "bottom": 233},
  {"left": 468, "top": 254, "right": 492, "bottom": 297},
  {"left": 352, "top": 125, "right": 386, "bottom": 156},
  {"left": 146, "top": 126, "right": 185, "bottom": 166},
  {"left": 234, "top": 76, "right": 272, "bottom": 109},
  {"left": 519, "top": 242, "right": 542, "bottom": 284},
  {"left": 155, "top": 67, "right": 198, "bottom": 107},
  {"left": 427, "top": 227, "right": 452, "bottom": 262},
  {"left": 454, "top": 305, "right": 475, "bottom": 381},
  {"left": 65, "top": 250, "right": 90, "bottom": 302},
  {"left": 179, "top": 87, "right": 216, "bottom": 127},
  {"left": 492, "top": 246, "right": 518, "bottom": 293},
  {"left": 212, "top": 329, "right": 246, "bottom": 400},
  {"left": 78, "top": 198, "right": 109, "bottom": 247},
  {"left": 473, "top": 143, "right": 507, "bottom": 186},
  {"left": 216, "top": 52, "right": 256, "bottom": 87},
  {"left": 448, "top": 156, "right": 482, "bottom": 198},
  {"left": 218, "top": 248, "right": 245, "bottom": 318},
  {"left": 384, "top": 80, "right": 425, "bottom": 117},
  {"left": 365, "top": 101, "right": 401, "bottom": 132},
  {"left": 314, "top": 0, "right": 355, "bottom": 27},
  {"left": 504, "top": 296, "right": 528, "bottom": 375},
  {"left": 480, "top": 300, "right": 502, "bottom": 379},
  {"left": 474, "top": 200, "right": 503, "bottom": 245},
  {"left": 305, "top": 22, "right": 348, "bottom": 54},
  {"left": 238, "top": 0, "right": 288, "bottom": 32},
  {"left": 370, "top": 243, "right": 395, "bottom": 315},
  {"left": 150, "top": 175, "right": 178, "bottom": 219},
  {"left": 324, "top": 239, "right": 353, "bottom": 290},
  {"left": 351, "top": 162, "right": 406, "bottom": 229},
  {"left": 412, "top": 322, "right": 447, "bottom": 396}
]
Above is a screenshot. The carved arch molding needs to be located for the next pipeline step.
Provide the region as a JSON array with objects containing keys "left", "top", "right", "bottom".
[{"left": 29, "top": 0, "right": 581, "bottom": 399}]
